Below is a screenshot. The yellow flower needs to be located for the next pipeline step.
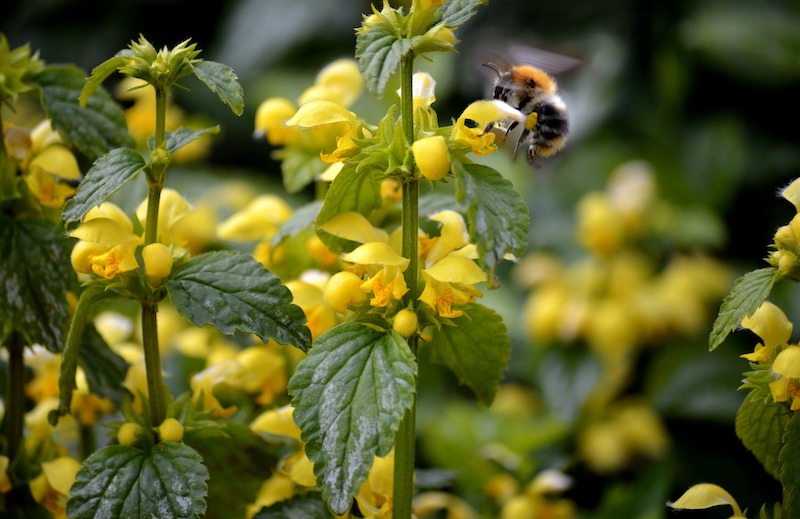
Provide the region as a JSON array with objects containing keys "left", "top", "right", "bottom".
[
  {"left": 70, "top": 205, "right": 140, "bottom": 279},
  {"left": 324, "top": 271, "right": 370, "bottom": 313},
  {"left": 136, "top": 188, "right": 193, "bottom": 247},
  {"left": 668, "top": 483, "right": 746, "bottom": 518},
  {"left": 1, "top": 455, "right": 12, "bottom": 494},
  {"left": 286, "top": 99, "right": 361, "bottom": 163},
  {"left": 142, "top": 243, "right": 173, "bottom": 286},
  {"left": 355, "top": 450, "right": 395, "bottom": 519},
  {"left": 397, "top": 71, "right": 437, "bottom": 111},
  {"left": 29, "top": 456, "right": 82, "bottom": 519},
  {"left": 250, "top": 405, "right": 316, "bottom": 487},
  {"left": 770, "top": 345, "right": 800, "bottom": 410},
  {"left": 342, "top": 242, "right": 410, "bottom": 308},
  {"left": 253, "top": 97, "right": 298, "bottom": 146},
  {"left": 300, "top": 58, "right": 363, "bottom": 108},
  {"left": 217, "top": 194, "right": 293, "bottom": 242},
  {"left": 452, "top": 100, "right": 524, "bottom": 156},
  {"left": 781, "top": 177, "right": 800, "bottom": 212},
  {"left": 285, "top": 279, "right": 338, "bottom": 339},
  {"left": 413, "top": 135, "right": 450, "bottom": 181},
  {"left": 421, "top": 210, "right": 471, "bottom": 267},
  {"left": 575, "top": 193, "right": 626, "bottom": 255},
  {"left": 419, "top": 256, "right": 485, "bottom": 318},
  {"left": 319, "top": 211, "right": 390, "bottom": 244},
  {"left": 740, "top": 301, "right": 792, "bottom": 363},
  {"left": 237, "top": 343, "right": 288, "bottom": 406},
  {"left": 23, "top": 143, "right": 81, "bottom": 208}
]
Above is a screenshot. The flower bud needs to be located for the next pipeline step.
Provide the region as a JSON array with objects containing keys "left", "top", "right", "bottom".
[
  {"left": 324, "top": 271, "right": 368, "bottom": 313},
  {"left": 774, "top": 224, "right": 796, "bottom": 252},
  {"left": 392, "top": 309, "right": 418, "bottom": 338},
  {"left": 157, "top": 417, "right": 184, "bottom": 442},
  {"left": 118, "top": 422, "right": 144, "bottom": 445},
  {"left": 142, "top": 243, "right": 173, "bottom": 287},
  {"left": 412, "top": 135, "right": 450, "bottom": 181}
]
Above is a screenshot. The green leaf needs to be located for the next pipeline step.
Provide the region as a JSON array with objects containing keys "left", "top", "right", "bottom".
[
  {"left": 709, "top": 267, "right": 779, "bottom": 351},
  {"left": 428, "top": 303, "right": 510, "bottom": 404},
  {"left": 436, "top": 0, "right": 488, "bottom": 28},
  {"left": 167, "top": 250, "right": 312, "bottom": 351},
  {"left": 453, "top": 162, "right": 529, "bottom": 285},
  {"left": 0, "top": 216, "right": 75, "bottom": 349},
  {"left": 254, "top": 494, "right": 335, "bottom": 519},
  {"left": 161, "top": 126, "right": 220, "bottom": 154},
  {"left": 32, "top": 64, "right": 134, "bottom": 161},
  {"left": 736, "top": 380, "right": 790, "bottom": 480},
  {"left": 781, "top": 411, "right": 800, "bottom": 516},
  {"left": 356, "top": 21, "right": 408, "bottom": 97},
  {"left": 67, "top": 443, "right": 209, "bottom": 519},
  {"left": 61, "top": 147, "right": 147, "bottom": 230},
  {"left": 288, "top": 323, "right": 417, "bottom": 514},
  {"left": 79, "top": 54, "right": 129, "bottom": 107},
  {"left": 186, "top": 421, "right": 278, "bottom": 519},
  {"left": 277, "top": 146, "right": 327, "bottom": 194},
  {"left": 315, "top": 161, "right": 383, "bottom": 253},
  {"left": 191, "top": 60, "right": 244, "bottom": 116}
]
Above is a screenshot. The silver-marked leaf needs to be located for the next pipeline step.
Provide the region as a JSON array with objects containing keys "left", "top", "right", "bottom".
[
  {"left": 0, "top": 216, "right": 75, "bottom": 350},
  {"left": 67, "top": 443, "right": 208, "bottom": 519},
  {"left": 428, "top": 303, "right": 510, "bottom": 404},
  {"left": 288, "top": 323, "right": 417, "bottom": 514},
  {"left": 167, "top": 250, "right": 311, "bottom": 351},
  {"left": 453, "top": 162, "right": 529, "bottom": 285},
  {"left": 33, "top": 64, "right": 134, "bottom": 161},
  {"left": 436, "top": 0, "right": 488, "bottom": 28},
  {"left": 61, "top": 147, "right": 146, "bottom": 230},
  {"left": 192, "top": 60, "right": 244, "bottom": 116}
]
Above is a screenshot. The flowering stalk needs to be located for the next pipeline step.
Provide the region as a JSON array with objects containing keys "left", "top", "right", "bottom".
[
  {"left": 140, "top": 84, "right": 169, "bottom": 428},
  {"left": 394, "top": 52, "right": 418, "bottom": 519}
]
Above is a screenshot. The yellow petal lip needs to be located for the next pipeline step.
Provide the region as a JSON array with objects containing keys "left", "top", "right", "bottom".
[
  {"left": 285, "top": 99, "right": 357, "bottom": 128},
  {"left": 773, "top": 346, "right": 800, "bottom": 378},
  {"left": 319, "top": 212, "right": 389, "bottom": 244},
  {"left": 28, "top": 144, "right": 81, "bottom": 180},
  {"left": 741, "top": 301, "right": 793, "bottom": 348},
  {"left": 40, "top": 456, "right": 82, "bottom": 496},
  {"left": 783, "top": 178, "right": 800, "bottom": 212},
  {"left": 423, "top": 256, "right": 486, "bottom": 284},
  {"left": 459, "top": 100, "right": 525, "bottom": 127},
  {"left": 343, "top": 242, "right": 409, "bottom": 268},
  {"left": 668, "top": 483, "right": 744, "bottom": 517},
  {"left": 70, "top": 218, "right": 138, "bottom": 246}
]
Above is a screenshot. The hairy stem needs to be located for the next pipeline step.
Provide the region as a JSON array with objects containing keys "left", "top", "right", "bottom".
[{"left": 394, "top": 51, "right": 418, "bottom": 519}]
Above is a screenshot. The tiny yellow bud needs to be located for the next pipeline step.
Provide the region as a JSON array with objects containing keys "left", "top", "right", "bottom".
[
  {"left": 393, "top": 309, "right": 418, "bottom": 338},
  {"left": 157, "top": 418, "right": 184, "bottom": 442},
  {"left": 412, "top": 135, "right": 451, "bottom": 181},
  {"left": 774, "top": 224, "right": 796, "bottom": 251},
  {"left": 142, "top": 243, "right": 173, "bottom": 287},
  {"left": 118, "top": 422, "right": 144, "bottom": 445},
  {"left": 433, "top": 26, "right": 455, "bottom": 45},
  {"left": 324, "top": 271, "right": 368, "bottom": 313}
]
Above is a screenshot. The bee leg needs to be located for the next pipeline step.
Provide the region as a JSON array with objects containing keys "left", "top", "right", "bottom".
[
  {"left": 512, "top": 128, "right": 530, "bottom": 160},
  {"left": 480, "top": 122, "right": 495, "bottom": 136},
  {"left": 504, "top": 120, "right": 518, "bottom": 139},
  {"left": 526, "top": 143, "right": 539, "bottom": 165}
]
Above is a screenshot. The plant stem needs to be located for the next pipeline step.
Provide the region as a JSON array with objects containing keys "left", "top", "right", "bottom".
[
  {"left": 394, "top": 51, "right": 418, "bottom": 519},
  {"left": 6, "top": 333, "right": 25, "bottom": 463},
  {"left": 140, "top": 84, "right": 169, "bottom": 427}
]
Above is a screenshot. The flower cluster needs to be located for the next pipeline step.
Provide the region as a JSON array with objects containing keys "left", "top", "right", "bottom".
[{"left": 768, "top": 177, "right": 800, "bottom": 280}]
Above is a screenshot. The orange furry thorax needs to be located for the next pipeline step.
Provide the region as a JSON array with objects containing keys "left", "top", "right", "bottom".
[{"left": 511, "top": 65, "right": 556, "bottom": 94}]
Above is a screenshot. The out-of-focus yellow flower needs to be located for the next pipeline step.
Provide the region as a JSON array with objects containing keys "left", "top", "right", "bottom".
[
  {"left": 237, "top": 343, "right": 288, "bottom": 406},
  {"left": 770, "top": 345, "right": 800, "bottom": 410},
  {"left": 577, "top": 401, "right": 669, "bottom": 474},
  {"left": 24, "top": 344, "right": 61, "bottom": 403},
  {"left": 418, "top": 256, "right": 485, "bottom": 318},
  {"left": 250, "top": 405, "right": 316, "bottom": 488},
  {"left": 23, "top": 143, "right": 81, "bottom": 208},
  {"left": 29, "top": 456, "right": 82, "bottom": 519},
  {"left": 413, "top": 491, "right": 478, "bottom": 519},
  {"left": 740, "top": 301, "right": 792, "bottom": 363},
  {"left": 355, "top": 450, "right": 395, "bottom": 519},
  {"left": 668, "top": 483, "right": 746, "bottom": 518},
  {"left": 217, "top": 194, "right": 294, "bottom": 242},
  {"left": 413, "top": 135, "right": 450, "bottom": 181},
  {"left": 70, "top": 204, "right": 140, "bottom": 279},
  {"left": 452, "top": 100, "right": 524, "bottom": 156},
  {"left": 190, "top": 360, "right": 242, "bottom": 418},
  {"left": 70, "top": 368, "right": 114, "bottom": 426},
  {"left": 118, "top": 422, "right": 145, "bottom": 445},
  {"left": 500, "top": 469, "right": 575, "bottom": 519},
  {"left": 286, "top": 99, "right": 361, "bottom": 163},
  {"left": 0, "top": 455, "right": 12, "bottom": 494},
  {"left": 575, "top": 193, "right": 625, "bottom": 256},
  {"left": 245, "top": 475, "right": 296, "bottom": 519},
  {"left": 254, "top": 97, "right": 298, "bottom": 146},
  {"left": 300, "top": 58, "right": 364, "bottom": 108},
  {"left": 286, "top": 279, "right": 337, "bottom": 339}
]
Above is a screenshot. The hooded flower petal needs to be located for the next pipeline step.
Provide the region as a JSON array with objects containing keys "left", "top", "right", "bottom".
[{"left": 452, "top": 100, "right": 525, "bottom": 156}]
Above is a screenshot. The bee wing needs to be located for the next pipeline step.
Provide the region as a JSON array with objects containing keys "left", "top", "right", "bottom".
[{"left": 507, "top": 44, "right": 582, "bottom": 75}]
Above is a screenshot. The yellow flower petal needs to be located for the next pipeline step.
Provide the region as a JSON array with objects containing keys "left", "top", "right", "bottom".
[
  {"left": 782, "top": 177, "right": 800, "bottom": 212},
  {"left": 423, "top": 256, "right": 486, "bottom": 284},
  {"left": 452, "top": 100, "right": 525, "bottom": 155},
  {"left": 251, "top": 404, "right": 301, "bottom": 440},
  {"left": 286, "top": 99, "right": 357, "bottom": 128},
  {"left": 28, "top": 144, "right": 81, "bottom": 180},
  {"left": 773, "top": 345, "right": 800, "bottom": 378},
  {"left": 40, "top": 456, "right": 82, "bottom": 497},
  {"left": 319, "top": 212, "right": 389, "bottom": 244},
  {"left": 741, "top": 301, "right": 792, "bottom": 348},
  {"left": 343, "top": 242, "right": 409, "bottom": 268},
  {"left": 254, "top": 97, "right": 297, "bottom": 145},
  {"left": 668, "top": 483, "right": 744, "bottom": 517}
]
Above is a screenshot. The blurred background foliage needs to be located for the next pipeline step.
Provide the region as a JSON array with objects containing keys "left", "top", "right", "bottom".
[{"left": 4, "top": 0, "right": 800, "bottom": 517}]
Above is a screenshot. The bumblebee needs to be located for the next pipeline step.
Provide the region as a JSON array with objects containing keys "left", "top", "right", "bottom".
[{"left": 481, "top": 45, "right": 577, "bottom": 163}]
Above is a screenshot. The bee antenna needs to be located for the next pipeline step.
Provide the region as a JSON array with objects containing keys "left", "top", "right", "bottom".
[{"left": 481, "top": 62, "right": 502, "bottom": 78}]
